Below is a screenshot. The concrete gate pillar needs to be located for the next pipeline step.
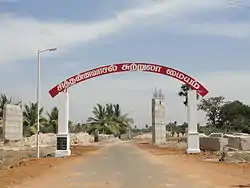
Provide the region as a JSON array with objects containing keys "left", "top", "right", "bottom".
[
  {"left": 186, "top": 89, "right": 200, "bottom": 154},
  {"left": 55, "top": 90, "right": 71, "bottom": 157},
  {"left": 151, "top": 89, "right": 166, "bottom": 145}
]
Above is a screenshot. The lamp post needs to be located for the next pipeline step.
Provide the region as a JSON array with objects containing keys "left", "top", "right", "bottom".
[{"left": 36, "top": 48, "right": 57, "bottom": 159}]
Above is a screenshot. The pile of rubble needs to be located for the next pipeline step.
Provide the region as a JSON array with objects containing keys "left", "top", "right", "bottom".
[
  {"left": 98, "top": 134, "right": 114, "bottom": 141},
  {"left": 0, "top": 133, "right": 95, "bottom": 149},
  {"left": 0, "top": 132, "right": 126, "bottom": 150},
  {"left": 24, "top": 133, "right": 56, "bottom": 147},
  {"left": 133, "top": 133, "right": 152, "bottom": 139},
  {"left": 25, "top": 133, "right": 94, "bottom": 147},
  {"left": 71, "top": 133, "right": 94, "bottom": 145}
]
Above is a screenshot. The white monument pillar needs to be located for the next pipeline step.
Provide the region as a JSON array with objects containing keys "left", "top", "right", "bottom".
[
  {"left": 186, "top": 89, "right": 200, "bottom": 154},
  {"left": 55, "top": 90, "right": 71, "bottom": 157}
]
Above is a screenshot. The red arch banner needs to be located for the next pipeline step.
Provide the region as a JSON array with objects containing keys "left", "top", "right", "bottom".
[{"left": 48, "top": 62, "right": 208, "bottom": 98}]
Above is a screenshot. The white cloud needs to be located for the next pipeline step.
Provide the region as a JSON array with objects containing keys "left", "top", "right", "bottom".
[
  {"left": 171, "top": 22, "right": 250, "bottom": 38},
  {"left": 0, "top": 0, "right": 227, "bottom": 64},
  {"left": 2, "top": 0, "right": 250, "bottom": 128}
]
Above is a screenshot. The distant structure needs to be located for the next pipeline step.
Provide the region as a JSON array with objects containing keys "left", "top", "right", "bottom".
[
  {"left": 2, "top": 104, "right": 23, "bottom": 141},
  {"left": 152, "top": 88, "right": 166, "bottom": 145}
]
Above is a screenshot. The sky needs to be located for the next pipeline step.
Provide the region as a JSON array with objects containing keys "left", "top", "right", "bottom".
[{"left": 1, "top": 0, "right": 250, "bottom": 127}]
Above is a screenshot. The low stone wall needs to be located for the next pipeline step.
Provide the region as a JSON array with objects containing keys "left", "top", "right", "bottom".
[
  {"left": 228, "top": 137, "right": 250, "bottom": 151},
  {"left": 200, "top": 137, "right": 228, "bottom": 151},
  {"left": 228, "top": 137, "right": 241, "bottom": 150},
  {"left": 200, "top": 136, "right": 250, "bottom": 151}
]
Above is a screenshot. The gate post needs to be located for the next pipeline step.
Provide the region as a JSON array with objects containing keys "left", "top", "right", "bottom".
[
  {"left": 186, "top": 89, "right": 200, "bottom": 154},
  {"left": 55, "top": 90, "right": 71, "bottom": 157}
]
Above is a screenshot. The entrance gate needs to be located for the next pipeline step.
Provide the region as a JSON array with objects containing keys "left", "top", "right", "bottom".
[{"left": 48, "top": 62, "right": 209, "bottom": 157}]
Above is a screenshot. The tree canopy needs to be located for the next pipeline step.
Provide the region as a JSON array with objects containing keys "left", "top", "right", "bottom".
[
  {"left": 86, "top": 103, "right": 133, "bottom": 135},
  {"left": 178, "top": 84, "right": 250, "bottom": 135},
  {"left": 0, "top": 92, "right": 134, "bottom": 137},
  {"left": 198, "top": 96, "right": 250, "bottom": 134},
  {"left": 0, "top": 93, "right": 88, "bottom": 136}
]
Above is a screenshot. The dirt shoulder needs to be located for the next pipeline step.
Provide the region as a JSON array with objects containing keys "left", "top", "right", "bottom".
[
  {"left": 0, "top": 146, "right": 100, "bottom": 188},
  {"left": 135, "top": 141, "right": 250, "bottom": 188}
]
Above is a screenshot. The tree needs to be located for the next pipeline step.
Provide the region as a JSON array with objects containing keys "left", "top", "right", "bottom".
[
  {"left": 73, "top": 123, "right": 87, "bottom": 133},
  {"left": 105, "top": 103, "right": 134, "bottom": 134},
  {"left": 179, "top": 122, "right": 188, "bottom": 135},
  {"left": 198, "top": 96, "right": 250, "bottom": 133},
  {"left": 218, "top": 101, "right": 250, "bottom": 132},
  {"left": 166, "top": 122, "right": 177, "bottom": 136},
  {"left": 178, "top": 84, "right": 199, "bottom": 107},
  {"left": 110, "top": 104, "right": 133, "bottom": 134},
  {"left": 42, "top": 107, "right": 58, "bottom": 133},
  {"left": 199, "top": 125, "right": 220, "bottom": 135},
  {"left": 68, "top": 120, "right": 75, "bottom": 133},
  {"left": 69, "top": 121, "right": 87, "bottom": 133},
  {"left": 173, "top": 126, "right": 182, "bottom": 137},
  {"left": 23, "top": 102, "right": 46, "bottom": 136},
  {"left": 86, "top": 103, "right": 134, "bottom": 135},
  {"left": 198, "top": 96, "right": 225, "bottom": 127},
  {"left": 87, "top": 103, "right": 116, "bottom": 134}
]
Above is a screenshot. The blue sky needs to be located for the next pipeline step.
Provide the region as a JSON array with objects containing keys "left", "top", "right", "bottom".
[{"left": 1, "top": 0, "right": 250, "bottom": 126}]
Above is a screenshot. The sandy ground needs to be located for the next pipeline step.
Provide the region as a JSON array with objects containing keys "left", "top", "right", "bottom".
[
  {"left": 0, "top": 147, "right": 56, "bottom": 170},
  {"left": 0, "top": 145, "right": 100, "bottom": 188},
  {"left": 136, "top": 141, "right": 250, "bottom": 188},
  {"left": 1, "top": 141, "right": 250, "bottom": 187},
  {"left": 3, "top": 142, "right": 202, "bottom": 188}
]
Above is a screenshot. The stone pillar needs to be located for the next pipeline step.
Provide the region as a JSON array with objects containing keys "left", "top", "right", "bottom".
[
  {"left": 55, "top": 90, "right": 71, "bottom": 157},
  {"left": 186, "top": 89, "right": 200, "bottom": 154},
  {"left": 152, "top": 89, "right": 166, "bottom": 145},
  {"left": 2, "top": 104, "right": 23, "bottom": 141}
]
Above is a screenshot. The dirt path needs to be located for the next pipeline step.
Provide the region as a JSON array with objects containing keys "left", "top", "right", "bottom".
[
  {"left": 8, "top": 142, "right": 202, "bottom": 188},
  {"left": 0, "top": 146, "right": 99, "bottom": 188},
  {"left": 2, "top": 142, "right": 250, "bottom": 188},
  {"left": 136, "top": 142, "right": 250, "bottom": 188}
]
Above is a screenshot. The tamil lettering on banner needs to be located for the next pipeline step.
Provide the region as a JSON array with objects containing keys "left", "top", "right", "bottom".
[{"left": 49, "top": 62, "right": 209, "bottom": 98}]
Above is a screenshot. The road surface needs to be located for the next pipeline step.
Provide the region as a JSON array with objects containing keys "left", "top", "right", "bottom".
[{"left": 12, "top": 142, "right": 216, "bottom": 188}]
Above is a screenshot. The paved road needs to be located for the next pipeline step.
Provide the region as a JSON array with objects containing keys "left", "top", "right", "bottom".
[{"left": 15, "top": 142, "right": 200, "bottom": 188}]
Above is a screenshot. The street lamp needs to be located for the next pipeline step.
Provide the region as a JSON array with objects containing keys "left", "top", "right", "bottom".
[{"left": 36, "top": 47, "right": 57, "bottom": 159}]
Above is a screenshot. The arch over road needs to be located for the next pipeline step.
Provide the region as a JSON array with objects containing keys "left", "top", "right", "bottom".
[
  {"left": 52, "top": 62, "right": 209, "bottom": 157},
  {"left": 48, "top": 62, "right": 209, "bottom": 98}
]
